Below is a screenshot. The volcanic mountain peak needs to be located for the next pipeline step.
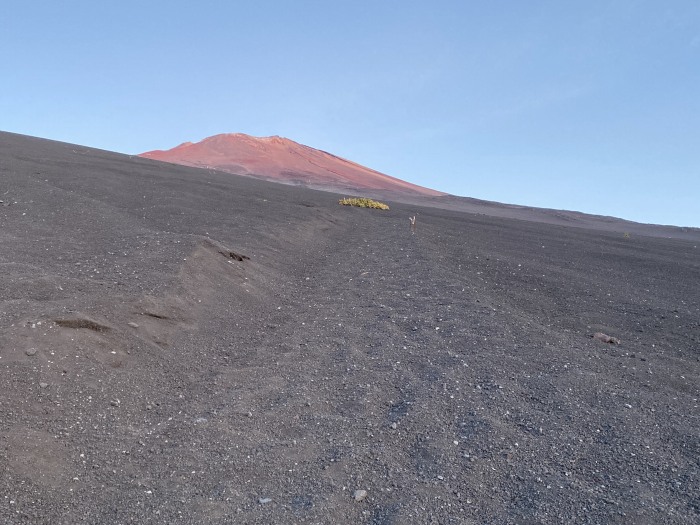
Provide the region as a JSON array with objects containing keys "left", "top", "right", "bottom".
[{"left": 139, "top": 133, "right": 445, "bottom": 197}]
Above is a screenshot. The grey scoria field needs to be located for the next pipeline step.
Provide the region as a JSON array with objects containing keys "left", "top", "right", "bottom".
[{"left": 1, "top": 131, "right": 699, "bottom": 524}]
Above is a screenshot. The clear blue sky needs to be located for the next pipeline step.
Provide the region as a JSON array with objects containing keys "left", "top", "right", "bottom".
[{"left": 2, "top": 1, "right": 699, "bottom": 226}]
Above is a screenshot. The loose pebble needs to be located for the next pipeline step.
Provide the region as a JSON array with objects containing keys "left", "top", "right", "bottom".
[
  {"left": 353, "top": 489, "right": 368, "bottom": 502},
  {"left": 592, "top": 332, "right": 621, "bottom": 345}
]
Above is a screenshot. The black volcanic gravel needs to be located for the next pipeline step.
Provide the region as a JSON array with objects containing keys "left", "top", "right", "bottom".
[{"left": 1, "top": 132, "right": 699, "bottom": 524}]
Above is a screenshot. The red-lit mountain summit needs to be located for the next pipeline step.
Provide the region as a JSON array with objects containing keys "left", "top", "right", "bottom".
[{"left": 139, "top": 133, "right": 445, "bottom": 197}]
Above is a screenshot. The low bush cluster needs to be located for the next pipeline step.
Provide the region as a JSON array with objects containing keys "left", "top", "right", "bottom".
[{"left": 338, "top": 197, "right": 390, "bottom": 210}]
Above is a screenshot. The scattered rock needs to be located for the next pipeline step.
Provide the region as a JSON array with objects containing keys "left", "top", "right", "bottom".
[
  {"left": 259, "top": 497, "right": 272, "bottom": 504},
  {"left": 110, "top": 399, "right": 120, "bottom": 407},
  {"left": 25, "top": 348, "right": 37, "bottom": 356},
  {"left": 127, "top": 322, "right": 139, "bottom": 328},
  {"left": 592, "top": 332, "right": 621, "bottom": 344},
  {"left": 390, "top": 422, "right": 397, "bottom": 430},
  {"left": 353, "top": 489, "right": 368, "bottom": 502},
  {"left": 39, "top": 382, "right": 48, "bottom": 389}
]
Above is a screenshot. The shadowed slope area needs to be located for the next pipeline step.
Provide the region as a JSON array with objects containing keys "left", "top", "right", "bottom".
[
  {"left": 1, "top": 131, "right": 699, "bottom": 524},
  {"left": 140, "top": 133, "right": 445, "bottom": 197}
]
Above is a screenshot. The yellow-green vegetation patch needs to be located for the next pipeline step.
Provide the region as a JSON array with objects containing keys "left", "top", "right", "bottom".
[{"left": 338, "top": 197, "right": 390, "bottom": 210}]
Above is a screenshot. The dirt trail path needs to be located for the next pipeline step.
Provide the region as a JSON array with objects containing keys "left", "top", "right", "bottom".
[{"left": 157, "top": 207, "right": 700, "bottom": 524}]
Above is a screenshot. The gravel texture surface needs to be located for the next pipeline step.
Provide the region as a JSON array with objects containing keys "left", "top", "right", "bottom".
[{"left": 1, "top": 132, "right": 699, "bottom": 524}]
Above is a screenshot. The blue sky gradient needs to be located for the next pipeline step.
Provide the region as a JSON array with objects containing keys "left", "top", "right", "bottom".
[{"left": 2, "top": 1, "right": 698, "bottom": 226}]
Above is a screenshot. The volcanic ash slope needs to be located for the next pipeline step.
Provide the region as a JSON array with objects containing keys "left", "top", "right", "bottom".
[{"left": 1, "top": 131, "right": 699, "bottom": 524}]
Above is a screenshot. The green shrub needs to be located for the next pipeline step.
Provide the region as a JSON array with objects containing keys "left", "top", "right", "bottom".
[{"left": 338, "top": 197, "right": 390, "bottom": 210}]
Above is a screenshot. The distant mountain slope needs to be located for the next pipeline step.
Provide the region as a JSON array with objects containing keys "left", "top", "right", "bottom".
[{"left": 139, "top": 133, "right": 445, "bottom": 197}]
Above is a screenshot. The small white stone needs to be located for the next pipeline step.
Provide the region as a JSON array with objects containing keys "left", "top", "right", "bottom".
[{"left": 353, "top": 489, "right": 368, "bottom": 502}]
